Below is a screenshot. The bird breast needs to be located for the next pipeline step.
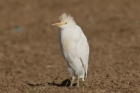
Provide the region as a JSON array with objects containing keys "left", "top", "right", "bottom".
[
  {"left": 61, "top": 34, "right": 73, "bottom": 52},
  {"left": 60, "top": 27, "right": 82, "bottom": 59}
]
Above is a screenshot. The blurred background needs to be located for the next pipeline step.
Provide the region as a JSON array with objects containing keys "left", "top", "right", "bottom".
[{"left": 0, "top": 0, "right": 140, "bottom": 93}]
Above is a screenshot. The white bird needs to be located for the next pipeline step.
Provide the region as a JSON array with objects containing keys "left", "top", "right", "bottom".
[{"left": 52, "top": 13, "right": 89, "bottom": 87}]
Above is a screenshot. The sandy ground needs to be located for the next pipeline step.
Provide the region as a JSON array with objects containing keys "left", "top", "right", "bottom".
[{"left": 0, "top": 0, "right": 140, "bottom": 93}]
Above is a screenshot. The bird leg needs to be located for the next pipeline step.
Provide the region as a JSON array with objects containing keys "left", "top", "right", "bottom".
[
  {"left": 70, "top": 76, "right": 75, "bottom": 87},
  {"left": 77, "top": 75, "right": 80, "bottom": 86}
]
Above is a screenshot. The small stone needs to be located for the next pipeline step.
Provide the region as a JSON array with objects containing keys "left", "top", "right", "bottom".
[{"left": 46, "top": 65, "right": 52, "bottom": 68}]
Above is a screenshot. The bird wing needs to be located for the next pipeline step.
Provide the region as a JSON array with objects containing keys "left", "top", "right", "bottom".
[{"left": 76, "top": 28, "right": 89, "bottom": 78}]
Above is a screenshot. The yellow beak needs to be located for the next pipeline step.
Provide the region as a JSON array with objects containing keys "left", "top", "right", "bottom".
[{"left": 52, "top": 22, "right": 66, "bottom": 26}]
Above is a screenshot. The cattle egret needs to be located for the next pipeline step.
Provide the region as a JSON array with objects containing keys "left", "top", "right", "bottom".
[{"left": 52, "top": 13, "right": 89, "bottom": 87}]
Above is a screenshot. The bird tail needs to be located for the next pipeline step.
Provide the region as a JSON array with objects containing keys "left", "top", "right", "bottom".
[{"left": 80, "top": 58, "right": 87, "bottom": 79}]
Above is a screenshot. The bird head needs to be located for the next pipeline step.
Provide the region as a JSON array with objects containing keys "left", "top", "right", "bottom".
[{"left": 52, "top": 13, "right": 76, "bottom": 28}]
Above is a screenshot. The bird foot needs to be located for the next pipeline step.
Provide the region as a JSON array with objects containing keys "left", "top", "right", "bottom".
[
  {"left": 68, "top": 86, "right": 74, "bottom": 89},
  {"left": 77, "top": 83, "right": 80, "bottom": 87}
]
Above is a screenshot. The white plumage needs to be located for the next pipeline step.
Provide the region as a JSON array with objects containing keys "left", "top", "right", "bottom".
[{"left": 52, "top": 13, "right": 89, "bottom": 87}]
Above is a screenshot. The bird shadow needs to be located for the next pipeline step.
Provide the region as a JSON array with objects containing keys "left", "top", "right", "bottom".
[{"left": 48, "top": 79, "right": 76, "bottom": 87}]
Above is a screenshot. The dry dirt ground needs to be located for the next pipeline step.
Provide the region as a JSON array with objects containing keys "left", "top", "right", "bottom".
[{"left": 0, "top": 0, "right": 140, "bottom": 93}]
